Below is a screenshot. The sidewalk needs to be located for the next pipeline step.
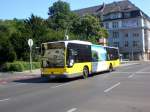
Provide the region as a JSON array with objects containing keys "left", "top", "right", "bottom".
[
  {"left": 0, "top": 69, "right": 40, "bottom": 77},
  {"left": 0, "top": 69, "right": 40, "bottom": 84}
]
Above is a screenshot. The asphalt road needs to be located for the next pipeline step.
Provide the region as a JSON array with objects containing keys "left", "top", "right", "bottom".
[{"left": 0, "top": 62, "right": 150, "bottom": 112}]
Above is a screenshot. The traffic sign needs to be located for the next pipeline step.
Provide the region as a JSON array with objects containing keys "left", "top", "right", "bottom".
[{"left": 28, "top": 39, "right": 33, "bottom": 47}]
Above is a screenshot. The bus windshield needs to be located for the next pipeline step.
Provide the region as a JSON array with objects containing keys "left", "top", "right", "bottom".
[{"left": 41, "top": 42, "right": 65, "bottom": 68}]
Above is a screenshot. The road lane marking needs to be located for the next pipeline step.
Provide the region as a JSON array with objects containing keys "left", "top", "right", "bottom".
[
  {"left": 120, "top": 63, "right": 139, "bottom": 67},
  {"left": 128, "top": 74, "right": 135, "bottom": 78},
  {"left": 113, "top": 72, "right": 134, "bottom": 73},
  {"left": 0, "top": 98, "right": 10, "bottom": 102},
  {"left": 51, "top": 83, "right": 70, "bottom": 89},
  {"left": 137, "top": 66, "right": 150, "bottom": 72},
  {"left": 12, "top": 83, "right": 27, "bottom": 87},
  {"left": 127, "top": 67, "right": 150, "bottom": 79},
  {"left": 104, "top": 82, "right": 120, "bottom": 93},
  {"left": 67, "top": 108, "right": 77, "bottom": 112},
  {"left": 136, "top": 72, "right": 150, "bottom": 74}
]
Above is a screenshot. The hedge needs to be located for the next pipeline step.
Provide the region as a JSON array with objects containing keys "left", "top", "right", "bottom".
[{"left": 2, "top": 61, "right": 40, "bottom": 72}]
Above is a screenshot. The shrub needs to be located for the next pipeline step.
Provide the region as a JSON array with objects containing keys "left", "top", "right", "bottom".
[
  {"left": 21, "top": 61, "right": 30, "bottom": 70},
  {"left": 1, "top": 63, "right": 10, "bottom": 71},
  {"left": 33, "top": 62, "right": 41, "bottom": 69},
  {"left": 1, "top": 61, "right": 40, "bottom": 72},
  {"left": 9, "top": 63, "right": 24, "bottom": 72},
  {"left": 2, "top": 62, "right": 23, "bottom": 72}
]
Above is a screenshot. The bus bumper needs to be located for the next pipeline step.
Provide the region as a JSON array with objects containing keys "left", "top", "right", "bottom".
[{"left": 41, "top": 72, "right": 82, "bottom": 79}]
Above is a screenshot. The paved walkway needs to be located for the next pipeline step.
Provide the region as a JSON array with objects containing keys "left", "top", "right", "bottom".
[{"left": 0, "top": 69, "right": 40, "bottom": 84}]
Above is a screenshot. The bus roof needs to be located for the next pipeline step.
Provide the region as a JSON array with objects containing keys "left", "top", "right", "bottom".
[
  {"left": 91, "top": 44, "right": 118, "bottom": 50},
  {"left": 42, "top": 40, "right": 118, "bottom": 49},
  {"left": 104, "top": 46, "right": 119, "bottom": 49},
  {"left": 42, "top": 40, "right": 92, "bottom": 45}
]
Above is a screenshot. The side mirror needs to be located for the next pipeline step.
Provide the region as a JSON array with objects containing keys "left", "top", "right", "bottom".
[
  {"left": 67, "top": 49, "right": 77, "bottom": 67},
  {"left": 69, "top": 59, "right": 74, "bottom": 67},
  {"left": 67, "top": 56, "right": 75, "bottom": 67}
]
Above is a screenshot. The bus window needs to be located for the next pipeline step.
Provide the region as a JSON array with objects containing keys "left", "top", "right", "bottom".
[
  {"left": 92, "top": 51, "right": 99, "bottom": 62},
  {"left": 41, "top": 42, "right": 65, "bottom": 68},
  {"left": 92, "top": 45, "right": 107, "bottom": 62},
  {"left": 67, "top": 43, "right": 91, "bottom": 64},
  {"left": 105, "top": 47, "right": 119, "bottom": 61}
]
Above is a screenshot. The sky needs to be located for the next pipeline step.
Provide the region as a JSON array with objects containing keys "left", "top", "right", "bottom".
[{"left": 0, "top": 0, "right": 150, "bottom": 20}]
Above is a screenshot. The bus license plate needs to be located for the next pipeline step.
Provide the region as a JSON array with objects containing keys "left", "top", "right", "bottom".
[{"left": 49, "top": 75, "right": 56, "bottom": 79}]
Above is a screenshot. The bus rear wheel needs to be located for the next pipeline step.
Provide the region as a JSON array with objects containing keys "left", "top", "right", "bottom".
[{"left": 83, "top": 66, "right": 89, "bottom": 79}]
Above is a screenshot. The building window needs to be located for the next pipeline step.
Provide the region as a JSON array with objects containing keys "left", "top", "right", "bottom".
[
  {"left": 133, "top": 41, "right": 139, "bottom": 47},
  {"left": 133, "top": 33, "right": 139, "bottom": 37},
  {"left": 105, "top": 23, "right": 109, "bottom": 29},
  {"left": 124, "top": 41, "right": 129, "bottom": 47},
  {"left": 124, "top": 12, "right": 131, "bottom": 18},
  {"left": 112, "top": 14, "right": 118, "bottom": 19},
  {"left": 111, "top": 13, "right": 121, "bottom": 19},
  {"left": 122, "top": 20, "right": 138, "bottom": 28},
  {"left": 113, "top": 42, "right": 119, "bottom": 47},
  {"left": 113, "top": 31, "right": 119, "bottom": 38},
  {"left": 125, "top": 33, "right": 128, "bottom": 37},
  {"left": 103, "top": 15, "right": 110, "bottom": 20},
  {"left": 112, "top": 22, "right": 119, "bottom": 28}
]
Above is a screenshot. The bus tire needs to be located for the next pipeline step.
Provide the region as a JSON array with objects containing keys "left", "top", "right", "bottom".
[
  {"left": 109, "top": 64, "right": 113, "bottom": 72},
  {"left": 83, "top": 66, "right": 89, "bottom": 79}
]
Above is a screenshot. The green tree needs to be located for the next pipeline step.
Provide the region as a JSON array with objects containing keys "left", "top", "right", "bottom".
[
  {"left": 0, "top": 37, "right": 16, "bottom": 65},
  {"left": 9, "top": 32, "right": 28, "bottom": 60},
  {"left": 72, "top": 14, "right": 102, "bottom": 40},
  {"left": 98, "top": 28, "right": 109, "bottom": 38},
  {"left": 48, "top": 0, "right": 70, "bottom": 17},
  {"left": 0, "top": 24, "right": 16, "bottom": 65},
  {"left": 0, "top": 19, "right": 24, "bottom": 35},
  {"left": 48, "top": 0, "right": 75, "bottom": 30},
  {"left": 0, "top": 24, "right": 10, "bottom": 38},
  {"left": 12, "top": 14, "right": 46, "bottom": 60},
  {"left": 24, "top": 14, "right": 48, "bottom": 40}
]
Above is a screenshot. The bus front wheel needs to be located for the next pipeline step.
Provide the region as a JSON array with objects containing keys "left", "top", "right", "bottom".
[
  {"left": 109, "top": 64, "right": 113, "bottom": 72},
  {"left": 83, "top": 66, "right": 89, "bottom": 79}
]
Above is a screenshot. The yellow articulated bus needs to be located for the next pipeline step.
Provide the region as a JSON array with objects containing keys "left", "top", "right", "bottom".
[{"left": 41, "top": 40, "right": 120, "bottom": 79}]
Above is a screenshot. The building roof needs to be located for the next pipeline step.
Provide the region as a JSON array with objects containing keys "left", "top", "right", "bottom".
[{"left": 74, "top": 0, "right": 139, "bottom": 16}]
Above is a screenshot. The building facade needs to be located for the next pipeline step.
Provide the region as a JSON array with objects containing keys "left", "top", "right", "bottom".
[{"left": 74, "top": 0, "right": 150, "bottom": 60}]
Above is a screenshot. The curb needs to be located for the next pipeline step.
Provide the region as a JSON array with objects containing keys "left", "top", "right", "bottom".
[{"left": 120, "top": 63, "right": 139, "bottom": 67}]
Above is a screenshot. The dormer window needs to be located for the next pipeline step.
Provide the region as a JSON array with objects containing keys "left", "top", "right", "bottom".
[{"left": 124, "top": 12, "right": 131, "bottom": 18}]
